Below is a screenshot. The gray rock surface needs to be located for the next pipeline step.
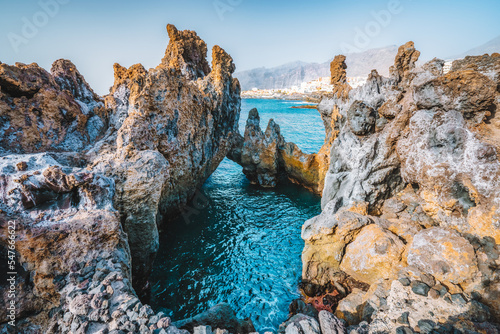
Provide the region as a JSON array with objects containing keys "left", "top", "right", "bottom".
[
  {"left": 301, "top": 43, "right": 500, "bottom": 333},
  {"left": 319, "top": 310, "right": 347, "bottom": 334}
]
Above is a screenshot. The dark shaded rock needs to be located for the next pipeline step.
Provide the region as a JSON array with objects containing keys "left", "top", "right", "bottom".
[
  {"left": 173, "top": 303, "right": 254, "bottom": 334},
  {"left": 398, "top": 277, "right": 411, "bottom": 287},
  {"left": 347, "top": 101, "right": 376, "bottom": 136},
  {"left": 450, "top": 293, "right": 467, "bottom": 306},
  {"left": 289, "top": 299, "right": 319, "bottom": 319},
  {"left": 417, "top": 319, "right": 436, "bottom": 334},
  {"left": 434, "top": 284, "right": 448, "bottom": 296},
  {"left": 302, "top": 282, "right": 320, "bottom": 297},
  {"left": 396, "top": 326, "right": 414, "bottom": 334},
  {"left": 411, "top": 281, "right": 430, "bottom": 297},
  {"left": 397, "top": 312, "right": 409, "bottom": 325}
]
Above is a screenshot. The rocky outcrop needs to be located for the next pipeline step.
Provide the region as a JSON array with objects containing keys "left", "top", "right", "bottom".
[
  {"left": 301, "top": 43, "right": 500, "bottom": 332},
  {"left": 88, "top": 24, "right": 240, "bottom": 291},
  {"left": 0, "top": 60, "right": 107, "bottom": 155},
  {"left": 389, "top": 41, "right": 420, "bottom": 85},
  {"left": 228, "top": 108, "right": 329, "bottom": 194},
  {"left": 235, "top": 108, "right": 284, "bottom": 187},
  {"left": 0, "top": 153, "right": 182, "bottom": 334},
  {"left": 330, "top": 55, "right": 351, "bottom": 100},
  {"left": 0, "top": 24, "right": 244, "bottom": 333}
]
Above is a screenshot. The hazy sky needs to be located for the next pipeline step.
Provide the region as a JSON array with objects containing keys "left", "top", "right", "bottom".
[{"left": 1, "top": 0, "right": 499, "bottom": 94}]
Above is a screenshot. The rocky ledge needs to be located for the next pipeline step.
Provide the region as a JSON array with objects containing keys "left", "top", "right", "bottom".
[{"left": 0, "top": 25, "right": 247, "bottom": 333}]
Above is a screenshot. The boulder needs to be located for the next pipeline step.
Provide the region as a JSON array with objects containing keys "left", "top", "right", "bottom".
[
  {"left": 406, "top": 227, "right": 478, "bottom": 284},
  {"left": 334, "top": 289, "right": 366, "bottom": 325},
  {"left": 319, "top": 310, "right": 347, "bottom": 334},
  {"left": 301, "top": 206, "right": 373, "bottom": 285},
  {"left": 340, "top": 224, "right": 405, "bottom": 285},
  {"left": 281, "top": 314, "right": 321, "bottom": 334}
]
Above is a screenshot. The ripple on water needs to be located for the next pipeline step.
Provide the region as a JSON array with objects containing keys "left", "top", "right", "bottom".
[{"left": 150, "top": 99, "right": 324, "bottom": 331}]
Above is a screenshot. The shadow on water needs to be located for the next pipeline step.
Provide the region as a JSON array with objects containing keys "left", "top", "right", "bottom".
[{"left": 150, "top": 99, "right": 324, "bottom": 331}]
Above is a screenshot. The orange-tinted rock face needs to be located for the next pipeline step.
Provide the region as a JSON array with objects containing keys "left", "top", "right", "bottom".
[
  {"left": 406, "top": 227, "right": 478, "bottom": 284},
  {"left": 0, "top": 60, "right": 107, "bottom": 155},
  {"left": 389, "top": 41, "right": 420, "bottom": 84},
  {"left": 340, "top": 224, "right": 405, "bottom": 285},
  {"left": 330, "top": 55, "right": 352, "bottom": 100},
  {"left": 88, "top": 24, "right": 241, "bottom": 291},
  {"left": 161, "top": 24, "right": 211, "bottom": 80}
]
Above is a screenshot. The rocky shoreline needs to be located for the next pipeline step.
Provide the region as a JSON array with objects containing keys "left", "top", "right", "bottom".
[{"left": 1, "top": 24, "right": 500, "bottom": 334}]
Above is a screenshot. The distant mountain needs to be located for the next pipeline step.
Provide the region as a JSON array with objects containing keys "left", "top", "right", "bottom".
[
  {"left": 453, "top": 35, "right": 500, "bottom": 59},
  {"left": 235, "top": 46, "right": 398, "bottom": 91}
]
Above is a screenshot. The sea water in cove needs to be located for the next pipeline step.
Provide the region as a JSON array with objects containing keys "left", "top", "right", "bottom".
[{"left": 150, "top": 99, "right": 325, "bottom": 331}]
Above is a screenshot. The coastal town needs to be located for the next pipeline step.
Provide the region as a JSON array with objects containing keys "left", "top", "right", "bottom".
[{"left": 241, "top": 76, "right": 366, "bottom": 99}]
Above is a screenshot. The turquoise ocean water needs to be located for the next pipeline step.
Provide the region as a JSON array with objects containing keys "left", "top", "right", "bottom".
[{"left": 150, "top": 99, "right": 325, "bottom": 331}]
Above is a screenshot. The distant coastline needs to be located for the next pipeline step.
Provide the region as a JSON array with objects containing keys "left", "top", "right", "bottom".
[
  {"left": 241, "top": 76, "right": 366, "bottom": 102},
  {"left": 241, "top": 91, "right": 326, "bottom": 103}
]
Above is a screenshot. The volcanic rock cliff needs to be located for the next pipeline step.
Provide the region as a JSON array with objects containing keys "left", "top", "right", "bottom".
[
  {"left": 299, "top": 43, "right": 500, "bottom": 333},
  {"left": 0, "top": 24, "right": 243, "bottom": 333}
]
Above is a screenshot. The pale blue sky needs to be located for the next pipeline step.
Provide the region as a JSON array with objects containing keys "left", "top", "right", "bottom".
[{"left": 1, "top": 0, "right": 499, "bottom": 94}]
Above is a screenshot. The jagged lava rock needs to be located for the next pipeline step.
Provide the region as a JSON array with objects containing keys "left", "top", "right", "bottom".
[
  {"left": 300, "top": 41, "right": 500, "bottom": 331},
  {"left": 0, "top": 24, "right": 245, "bottom": 334},
  {"left": 330, "top": 55, "right": 352, "bottom": 99},
  {"left": 238, "top": 108, "right": 284, "bottom": 187},
  {"left": 89, "top": 24, "right": 241, "bottom": 290},
  {"left": 0, "top": 60, "right": 108, "bottom": 155}
]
